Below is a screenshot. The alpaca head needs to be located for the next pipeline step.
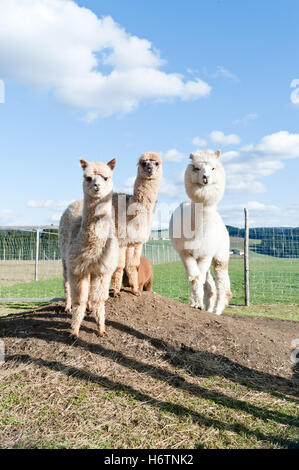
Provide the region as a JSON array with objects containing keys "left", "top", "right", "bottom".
[
  {"left": 137, "top": 152, "right": 162, "bottom": 181},
  {"left": 184, "top": 150, "right": 225, "bottom": 205},
  {"left": 80, "top": 158, "right": 116, "bottom": 199}
]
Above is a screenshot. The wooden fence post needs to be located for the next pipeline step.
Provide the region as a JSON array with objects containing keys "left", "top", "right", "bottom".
[{"left": 244, "top": 208, "right": 250, "bottom": 306}]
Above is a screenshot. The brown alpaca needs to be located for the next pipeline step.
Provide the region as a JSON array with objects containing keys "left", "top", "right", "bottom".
[
  {"left": 111, "top": 152, "right": 162, "bottom": 296},
  {"left": 59, "top": 158, "right": 118, "bottom": 338},
  {"left": 123, "top": 256, "right": 153, "bottom": 292}
]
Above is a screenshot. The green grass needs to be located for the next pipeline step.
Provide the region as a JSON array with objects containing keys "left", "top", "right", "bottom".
[
  {"left": 0, "top": 360, "right": 298, "bottom": 449},
  {"left": 0, "top": 278, "right": 63, "bottom": 300},
  {"left": 0, "top": 252, "right": 298, "bottom": 320},
  {"left": 153, "top": 258, "right": 299, "bottom": 306}
]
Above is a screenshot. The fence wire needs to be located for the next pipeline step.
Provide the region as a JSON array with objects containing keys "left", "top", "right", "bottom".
[
  {"left": 249, "top": 227, "right": 299, "bottom": 304},
  {"left": 0, "top": 225, "right": 298, "bottom": 304}
]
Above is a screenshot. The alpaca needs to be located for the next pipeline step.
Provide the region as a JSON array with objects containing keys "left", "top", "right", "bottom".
[
  {"left": 59, "top": 158, "right": 119, "bottom": 337},
  {"left": 111, "top": 152, "right": 162, "bottom": 296},
  {"left": 122, "top": 256, "right": 153, "bottom": 292},
  {"left": 169, "top": 149, "right": 232, "bottom": 315}
]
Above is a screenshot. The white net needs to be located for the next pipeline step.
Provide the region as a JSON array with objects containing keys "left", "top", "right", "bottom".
[
  {"left": 0, "top": 229, "right": 62, "bottom": 301},
  {"left": 0, "top": 222, "right": 298, "bottom": 305},
  {"left": 249, "top": 227, "right": 299, "bottom": 304}
]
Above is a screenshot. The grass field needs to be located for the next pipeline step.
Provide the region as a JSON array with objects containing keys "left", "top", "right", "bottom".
[
  {"left": 1, "top": 294, "right": 298, "bottom": 449},
  {"left": 0, "top": 255, "right": 299, "bottom": 306},
  {"left": 0, "top": 258, "right": 298, "bottom": 321},
  {"left": 0, "top": 237, "right": 298, "bottom": 448}
]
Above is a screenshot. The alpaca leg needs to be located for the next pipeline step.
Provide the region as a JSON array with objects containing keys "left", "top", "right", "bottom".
[
  {"left": 126, "top": 244, "right": 142, "bottom": 296},
  {"left": 111, "top": 246, "right": 126, "bottom": 296},
  {"left": 69, "top": 274, "right": 89, "bottom": 337},
  {"left": 213, "top": 259, "right": 232, "bottom": 315},
  {"left": 192, "top": 257, "right": 213, "bottom": 310},
  {"left": 180, "top": 252, "right": 200, "bottom": 282},
  {"left": 180, "top": 252, "right": 203, "bottom": 308},
  {"left": 62, "top": 259, "right": 71, "bottom": 313},
  {"left": 204, "top": 270, "right": 217, "bottom": 313},
  {"left": 89, "top": 274, "right": 110, "bottom": 336},
  {"left": 143, "top": 278, "right": 152, "bottom": 292}
]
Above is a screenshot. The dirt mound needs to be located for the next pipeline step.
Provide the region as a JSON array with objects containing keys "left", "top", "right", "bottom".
[{"left": 1, "top": 291, "right": 298, "bottom": 397}]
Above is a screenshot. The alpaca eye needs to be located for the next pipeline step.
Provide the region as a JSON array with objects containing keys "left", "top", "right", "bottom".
[
  {"left": 104, "top": 177, "right": 108, "bottom": 181},
  {"left": 86, "top": 176, "right": 92, "bottom": 182},
  {"left": 193, "top": 166, "right": 199, "bottom": 171},
  {"left": 155, "top": 162, "right": 159, "bottom": 166}
]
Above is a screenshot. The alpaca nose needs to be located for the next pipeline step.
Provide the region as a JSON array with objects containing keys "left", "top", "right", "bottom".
[
  {"left": 203, "top": 176, "right": 208, "bottom": 184},
  {"left": 94, "top": 183, "right": 100, "bottom": 191}
]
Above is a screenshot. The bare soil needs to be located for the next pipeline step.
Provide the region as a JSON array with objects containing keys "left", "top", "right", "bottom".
[{"left": 1, "top": 290, "right": 298, "bottom": 397}]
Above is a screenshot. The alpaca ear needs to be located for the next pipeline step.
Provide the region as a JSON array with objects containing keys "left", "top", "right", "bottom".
[
  {"left": 80, "top": 158, "right": 88, "bottom": 170},
  {"left": 215, "top": 150, "right": 221, "bottom": 158},
  {"left": 189, "top": 153, "right": 195, "bottom": 160},
  {"left": 107, "top": 157, "right": 117, "bottom": 171}
]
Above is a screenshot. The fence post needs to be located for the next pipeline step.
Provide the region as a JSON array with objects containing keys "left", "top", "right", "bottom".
[
  {"left": 244, "top": 208, "right": 250, "bottom": 306},
  {"left": 35, "top": 229, "right": 40, "bottom": 281}
]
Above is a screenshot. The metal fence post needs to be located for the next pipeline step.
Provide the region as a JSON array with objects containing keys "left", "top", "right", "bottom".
[
  {"left": 244, "top": 208, "right": 250, "bottom": 306},
  {"left": 35, "top": 229, "right": 40, "bottom": 281}
]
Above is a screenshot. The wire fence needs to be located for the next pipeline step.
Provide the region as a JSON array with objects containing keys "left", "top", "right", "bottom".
[{"left": 0, "top": 220, "right": 298, "bottom": 305}]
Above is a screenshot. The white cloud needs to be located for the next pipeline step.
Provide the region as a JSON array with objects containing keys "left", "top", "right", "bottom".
[
  {"left": 50, "top": 213, "right": 62, "bottom": 222},
  {"left": 290, "top": 79, "right": 299, "bottom": 105},
  {"left": 158, "top": 177, "right": 182, "bottom": 198},
  {"left": 211, "top": 66, "right": 239, "bottom": 82},
  {"left": 209, "top": 130, "right": 241, "bottom": 146},
  {"left": 0, "top": 0, "right": 211, "bottom": 118},
  {"left": 27, "top": 200, "right": 73, "bottom": 210},
  {"left": 219, "top": 202, "right": 299, "bottom": 228},
  {"left": 162, "top": 149, "right": 185, "bottom": 163},
  {"left": 222, "top": 130, "right": 299, "bottom": 194},
  {"left": 0, "top": 209, "right": 15, "bottom": 225},
  {"left": 123, "top": 176, "right": 136, "bottom": 193},
  {"left": 221, "top": 151, "right": 240, "bottom": 162},
  {"left": 240, "top": 144, "right": 254, "bottom": 152},
  {"left": 192, "top": 136, "right": 207, "bottom": 147},
  {"left": 233, "top": 113, "right": 257, "bottom": 126},
  {"left": 255, "top": 131, "right": 299, "bottom": 159}
]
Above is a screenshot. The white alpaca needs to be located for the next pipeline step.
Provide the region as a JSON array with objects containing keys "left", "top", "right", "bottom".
[
  {"left": 169, "top": 150, "right": 232, "bottom": 315},
  {"left": 59, "top": 158, "right": 119, "bottom": 337}
]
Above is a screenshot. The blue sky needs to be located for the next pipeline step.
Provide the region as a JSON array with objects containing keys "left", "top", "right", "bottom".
[{"left": 0, "top": 0, "right": 299, "bottom": 228}]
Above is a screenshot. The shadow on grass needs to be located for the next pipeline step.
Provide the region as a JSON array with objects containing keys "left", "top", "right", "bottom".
[
  {"left": 4, "top": 351, "right": 298, "bottom": 449},
  {"left": 1, "top": 306, "right": 298, "bottom": 448}
]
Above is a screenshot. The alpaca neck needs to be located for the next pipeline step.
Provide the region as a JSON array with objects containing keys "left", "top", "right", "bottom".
[
  {"left": 192, "top": 201, "right": 218, "bottom": 214},
  {"left": 80, "top": 192, "right": 112, "bottom": 241},
  {"left": 132, "top": 176, "right": 160, "bottom": 209}
]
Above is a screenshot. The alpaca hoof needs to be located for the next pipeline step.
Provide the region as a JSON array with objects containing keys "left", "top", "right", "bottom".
[
  {"left": 113, "top": 291, "right": 121, "bottom": 297},
  {"left": 70, "top": 330, "right": 79, "bottom": 339},
  {"left": 65, "top": 307, "right": 72, "bottom": 313},
  {"left": 190, "top": 300, "right": 204, "bottom": 310},
  {"left": 98, "top": 330, "right": 107, "bottom": 337},
  {"left": 132, "top": 290, "right": 140, "bottom": 296}
]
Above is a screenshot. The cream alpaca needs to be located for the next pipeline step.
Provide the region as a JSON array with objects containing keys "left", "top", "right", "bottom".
[
  {"left": 59, "top": 158, "right": 118, "bottom": 337},
  {"left": 169, "top": 149, "right": 232, "bottom": 315},
  {"left": 112, "top": 152, "right": 162, "bottom": 296}
]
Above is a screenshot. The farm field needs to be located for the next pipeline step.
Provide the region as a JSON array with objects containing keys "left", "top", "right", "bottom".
[
  {"left": 1, "top": 256, "right": 298, "bottom": 312},
  {"left": 0, "top": 292, "right": 298, "bottom": 449}
]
